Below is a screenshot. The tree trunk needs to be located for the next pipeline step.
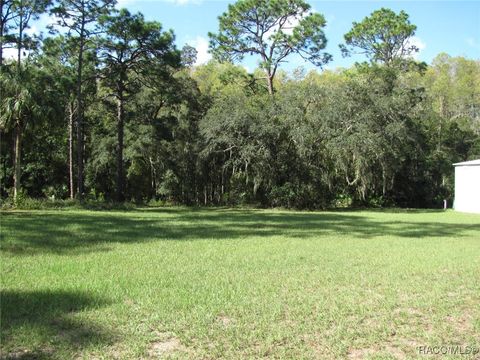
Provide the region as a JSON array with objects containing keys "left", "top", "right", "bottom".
[
  {"left": 221, "top": 167, "right": 224, "bottom": 196},
  {"left": 17, "top": 22, "right": 22, "bottom": 67},
  {"left": 438, "top": 96, "right": 444, "bottom": 152},
  {"left": 116, "top": 89, "right": 125, "bottom": 202},
  {"left": 149, "top": 156, "right": 156, "bottom": 199},
  {"left": 13, "top": 6, "right": 23, "bottom": 204},
  {"left": 382, "top": 167, "right": 386, "bottom": 196},
  {"left": 0, "top": 0, "right": 4, "bottom": 69},
  {"left": 76, "top": 26, "right": 85, "bottom": 199},
  {"left": 16, "top": 0, "right": 24, "bottom": 70},
  {"left": 68, "top": 101, "right": 75, "bottom": 199},
  {"left": 13, "top": 123, "right": 22, "bottom": 203},
  {"left": 266, "top": 73, "right": 274, "bottom": 95}
]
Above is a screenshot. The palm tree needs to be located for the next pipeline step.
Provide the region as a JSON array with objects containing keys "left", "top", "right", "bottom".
[{"left": 0, "top": 69, "right": 39, "bottom": 203}]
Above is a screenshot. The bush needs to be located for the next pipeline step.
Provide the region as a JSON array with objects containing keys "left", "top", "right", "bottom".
[
  {"left": 268, "top": 183, "right": 331, "bottom": 209},
  {"left": 333, "top": 194, "right": 353, "bottom": 208},
  {"left": 42, "top": 185, "right": 69, "bottom": 199},
  {"left": 1, "top": 196, "right": 76, "bottom": 210},
  {"left": 147, "top": 198, "right": 175, "bottom": 207},
  {"left": 0, "top": 196, "right": 136, "bottom": 211}
]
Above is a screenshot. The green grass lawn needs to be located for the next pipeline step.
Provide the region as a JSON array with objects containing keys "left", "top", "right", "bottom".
[{"left": 1, "top": 208, "right": 479, "bottom": 359}]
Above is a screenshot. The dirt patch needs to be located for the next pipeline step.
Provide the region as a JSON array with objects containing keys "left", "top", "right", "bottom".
[
  {"left": 348, "top": 345, "right": 408, "bottom": 360},
  {"left": 359, "top": 316, "right": 380, "bottom": 328},
  {"left": 104, "top": 345, "right": 130, "bottom": 360},
  {"left": 384, "top": 345, "right": 406, "bottom": 359},
  {"left": 124, "top": 298, "right": 136, "bottom": 306},
  {"left": 217, "top": 315, "right": 235, "bottom": 327},
  {"left": 1, "top": 348, "right": 54, "bottom": 359},
  {"left": 306, "top": 335, "right": 335, "bottom": 359},
  {"left": 396, "top": 338, "right": 421, "bottom": 349},
  {"left": 445, "top": 312, "right": 474, "bottom": 333},
  {"left": 147, "top": 333, "right": 186, "bottom": 358},
  {"left": 347, "top": 347, "right": 375, "bottom": 359},
  {"left": 393, "top": 307, "right": 423, "bottom": 317}
]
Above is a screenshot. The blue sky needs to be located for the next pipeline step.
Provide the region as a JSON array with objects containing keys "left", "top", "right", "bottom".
[
  {"left": 115, "top": 0, "right": 479, "bottom": 72},
  {"left": 26, "top": 0, "right": 480, "bottom": 72}
]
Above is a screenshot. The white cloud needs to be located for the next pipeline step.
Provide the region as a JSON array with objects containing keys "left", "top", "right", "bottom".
[
  {"left": 2, "top": 47, "right": 17, "bottom": 60},
  {"left": 466, "top": 37, "right": 480, "bottom": 49},
  {"left": 25, "top": 24, "right": 40, "bottom": 36},
  {"left": 406, "top": 36, "right": 426, "bottom": 59},
  {"left": 46, "top": 11, "right": 74, "bottom": 29},
  {"left": 325, "top": 14, "right": 335, "bottom": 26},
  {"left": 116, "top": 0, "right": 135, "bottom": 8},
  {"left": 242, "top": 65, "right": 251, "bottom": 73},
  {"left": 2, "top": 24, "right": 40, "bottom": 61},
  {"left": 2, "top": 47, "right": 34, "bottom": 61},
  {"left": 265, "top": 10, "right": 310, "bottom": 39},
  {"left": 263, "top": 8, "right": 331, "bottom": 40},
  {"left": 114, "top": 0, "right": 202, "bottom": 9},
  {"left": 167, "top": 0, "right": 202, "bottom": 5},
  {"left": 189, "top": 36, "right": 211, "bottom": 66}
]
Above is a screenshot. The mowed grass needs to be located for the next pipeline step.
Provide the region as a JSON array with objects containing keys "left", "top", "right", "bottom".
[{"left": 1, "top": 208, "right": 479, "bottom": 359}]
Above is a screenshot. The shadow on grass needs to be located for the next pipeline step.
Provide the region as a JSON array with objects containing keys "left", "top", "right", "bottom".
[
  {"left": 0, "top": 290, "right": 113, "bottom": 359},
  {"left": 1, "top": 208, "right": 479, "bottom": 255}
]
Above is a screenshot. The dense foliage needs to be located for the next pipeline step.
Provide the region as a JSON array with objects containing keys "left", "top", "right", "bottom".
[{"left": 1, "top": 1, "right": 479, "bottom": 208}]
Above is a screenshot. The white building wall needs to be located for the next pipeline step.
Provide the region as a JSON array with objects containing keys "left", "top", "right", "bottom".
[{"left": 454, "top": 165, "right": 480, "bottom": 213}]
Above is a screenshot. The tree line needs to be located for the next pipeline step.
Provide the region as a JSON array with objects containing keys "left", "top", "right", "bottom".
[{"left": 1, "top": 0, "right": 479, "bottom": 208}]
